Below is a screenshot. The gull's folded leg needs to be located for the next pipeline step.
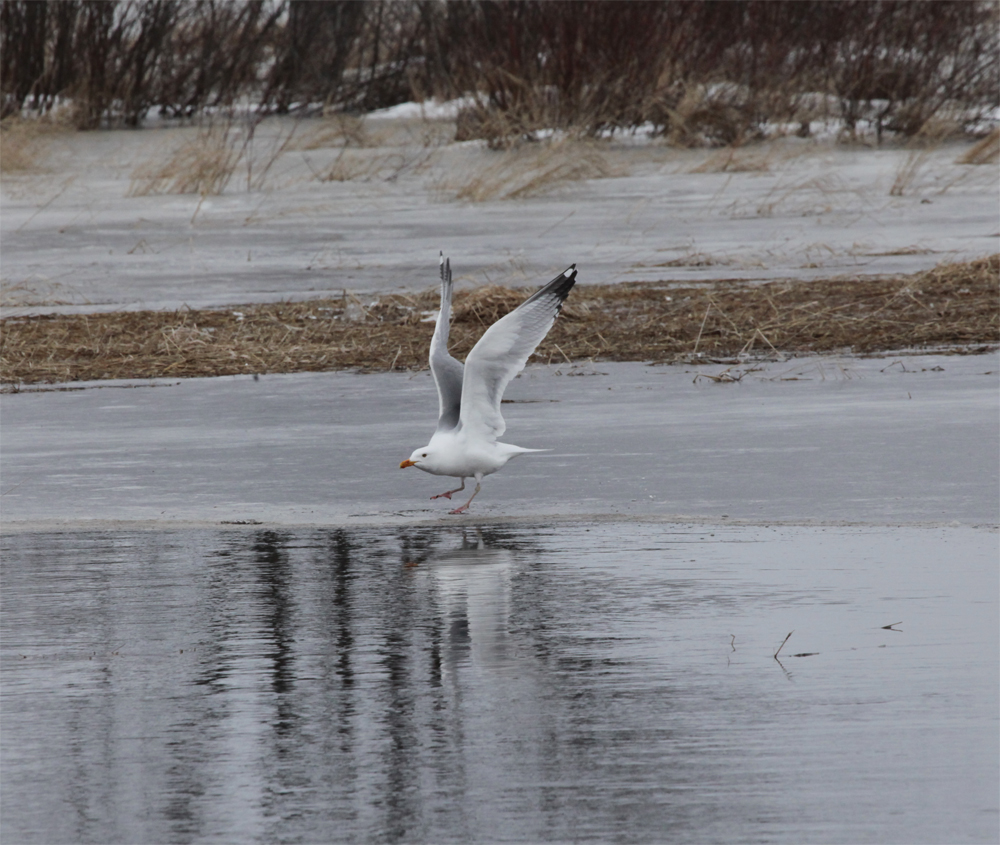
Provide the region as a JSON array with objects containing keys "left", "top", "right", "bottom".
[
  {"left": 431, "top": 478, "right": 466, "bottom": 501},
  {"left": 449, "top": 480, "right": 482, "bottom": 514}
]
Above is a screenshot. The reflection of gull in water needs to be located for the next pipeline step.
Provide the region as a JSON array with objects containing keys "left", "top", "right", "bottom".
[
  {"left": 399, "top": 254, "right": 577, "bottom": 513},
  {"left": 428, "top": 530, "right": 515, "bottom": 674}
]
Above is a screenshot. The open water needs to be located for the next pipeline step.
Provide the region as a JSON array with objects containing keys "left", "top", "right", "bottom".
[{"left": 2, "top": 522, "right": 997, "bottom": 844}]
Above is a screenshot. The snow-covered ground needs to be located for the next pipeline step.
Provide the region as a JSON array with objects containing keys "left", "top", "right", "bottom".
[{"left": 1, "top": 114, "right": 997, "bottom": 315}]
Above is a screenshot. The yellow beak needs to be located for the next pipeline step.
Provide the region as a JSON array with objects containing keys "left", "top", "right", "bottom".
[{"left": 400, "top": 459, "right": 417, "bottom": 468}]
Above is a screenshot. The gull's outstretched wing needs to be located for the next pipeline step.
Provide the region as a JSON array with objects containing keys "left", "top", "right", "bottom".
[
  {"left": 458, "top": 265, "right": 577, "bottom": 440},
  {"left": 430, "top": 253, "right": 465, "bottom": 432}
]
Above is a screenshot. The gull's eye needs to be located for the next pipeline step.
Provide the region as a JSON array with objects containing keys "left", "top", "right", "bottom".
[{"left": 421, "top": 453, "right": 427, "bottom": 457}]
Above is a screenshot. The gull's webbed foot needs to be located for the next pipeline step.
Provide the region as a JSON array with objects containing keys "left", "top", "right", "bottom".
[
  {"left": 431, "top": 479, "right": 465, "bottom": 501},
  {"left": 448, "top": 481, "right": 481, "bottom": 515}
]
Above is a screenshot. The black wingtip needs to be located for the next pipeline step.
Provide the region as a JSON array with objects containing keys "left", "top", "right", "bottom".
[
  {"left": 552, "top": 266, "right": 577, "bottom": 304},
  {"left": 519, "top": 263, "right": 578, "bottom": 312},
  {"left": 557, "top": 263, "right": 577, "bottom": 287},
  {"left": 440, "top": 252, "right": 452, "bottom": 285},
  {"left": 552, "top": 266, "right": 577, "bottom": 310}
]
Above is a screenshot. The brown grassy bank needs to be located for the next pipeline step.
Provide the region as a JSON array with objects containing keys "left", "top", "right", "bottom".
[{"left": 1, "top": 256, "right": 996, "bottom": 386}]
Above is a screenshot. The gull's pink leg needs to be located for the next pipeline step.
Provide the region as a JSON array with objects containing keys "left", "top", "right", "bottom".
[
  {"left": 431, "top": 478, "right": 465, "bottom": 501},
  {"left": 449, "top": 481, "right": 481, "bottom": 514}
]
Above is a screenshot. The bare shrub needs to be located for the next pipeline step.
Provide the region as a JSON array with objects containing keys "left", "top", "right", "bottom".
[
  {"left": 816, "top": 1, "right": 1000, "bottom": 142},
  {"left": 1, "top": 1, "right": 284, "bottom": 128},
  {"left": 273, "top": 1, "right": 423, "bottom": 113},
  {"left": 1, "top": 1, "right": 424, "bottom": 126},
  {"left": 262, "top": 1, "right": 370, "bottom": 113},
  {"left": 422, "top": 1, "right": 685, "bottom": 144},
  {"left": 0, "top": 1, "right": 996, "bottom": 144},
  {"left": 419, "top": 1, "right": 999, "bottom": 147},
  {"left": 154, "top": 2, "right": 285, "bottom": 121}
]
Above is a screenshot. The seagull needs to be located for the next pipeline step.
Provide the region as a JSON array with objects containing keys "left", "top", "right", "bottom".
[{"left": 400, "top": 254, "right": 577, "bottom": 513}]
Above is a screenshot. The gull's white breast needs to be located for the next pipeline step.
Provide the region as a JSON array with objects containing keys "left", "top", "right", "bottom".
[{"left": 423, "top": 431, "right": 517, "bottom": 478}]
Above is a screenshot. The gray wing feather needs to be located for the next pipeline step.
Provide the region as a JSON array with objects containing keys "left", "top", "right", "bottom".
[
  {"left": 459, "top": 265, "right": 577, "bottom": 440},
  {"left": 430, "top": 253, "right": 465, "bottom": 432}
]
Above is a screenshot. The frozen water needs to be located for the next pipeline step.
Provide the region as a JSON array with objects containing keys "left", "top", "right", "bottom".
[
  {"left": 1, "top": 353, "right": 996, "bottom": 529},
  {"left": 1, "top": 117, "right": 997, "bottom": 315}
]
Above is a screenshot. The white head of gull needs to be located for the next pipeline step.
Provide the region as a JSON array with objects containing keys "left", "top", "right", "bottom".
[{"left": 400, "top": 254, "right": 577, "bottom": 513}]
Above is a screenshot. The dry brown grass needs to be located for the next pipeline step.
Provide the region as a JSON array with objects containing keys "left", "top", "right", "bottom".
[
  {"left": 0, "top": 113, "right": 74, "bottom": 172},
  {"left": 889, "top": 147, "right": 933, "bottom": 197},
  {"left": 0, "top": 279, "right": 79, "bottom": 308},
  {"left": 295, "top": 114, "right": 384, "bottom": 150},
  {"left": 689, "top": 146, "right": 774, "bottom": 174},
  {"left": 446, "top": 138, "right": 619, "bottom": 202},
  {"left": 316, "top": 145, "right": 439, "bottom": 183},
  {"left": 127, "top": 117, "right": 302, "bottom": 196},
  {"left": 2, "top": 256, "right": 996, "bottom": 386},
  {"left": 956, "top": 129, "right": 1000, "bottom": 165},
  {"left": 0, "top": 119, "right": 45, "bottom": 171},
  {"left": 128, "top": 126, "right": 243, "bottom": 196}
]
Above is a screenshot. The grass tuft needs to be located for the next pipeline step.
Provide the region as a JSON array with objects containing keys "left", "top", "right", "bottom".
[
  {"left": 690, "top": 146, "right": 775, "bottom": 174},
  {"left": 0, "top": 113, "right": 73, "bottom": 172},
  {"left": 128, "top": 126, "right": 242, "bottom": 196},
  {"left": 295, "top": 114, "right": 383, "bottom": 150},
  {"left": 447, "top": 138, "right": 618, "bottom": 202},
  {"left": 956, "top": 129, "right": 1000, "bottom": 165}
]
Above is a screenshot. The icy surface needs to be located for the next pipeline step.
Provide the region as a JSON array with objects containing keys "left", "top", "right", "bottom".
[
  {"left": 2, "top": 353, "right": 996, "bottom": 529},
  {"left": 1, "top": 117, "right": 997, "bottom": 315}
]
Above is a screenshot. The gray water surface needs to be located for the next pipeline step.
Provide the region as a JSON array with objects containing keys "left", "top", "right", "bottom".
[{"left": 2, "top": 522, "right": 997, "bottom": 844}]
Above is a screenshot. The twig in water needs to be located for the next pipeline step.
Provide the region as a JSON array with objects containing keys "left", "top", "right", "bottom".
[
  {"left": 191, "top": 193, "right": 206, "bottom": 224},
  {"left": 0, "top": 477, "right": 30, "bottom": 497},
  {"left": 693, "top": 367, "right": 746, "bottom": 384},
  {"left": 538, "top": 209, "right": 576, "bottom": 237},
  {"left": 881, "top": 621, "right": 903, "bottom": 631},
  {"left": 16, "top": 176, "right": 76, "bottom": 232},
  {"left": 774, "top": 630, "right": 793, "bottom": 659}
]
